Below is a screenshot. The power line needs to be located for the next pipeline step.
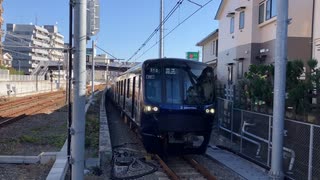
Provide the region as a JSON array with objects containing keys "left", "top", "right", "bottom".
[
  {"left": 95, "top": 45, "right": 123, "bottom": 60},
  {"left": 134, "top": 0, "right": 213, "bottom": 61},
  {"left": 187, "top": 0, "right": 202, "bottom": 7},
  {"left": 126, "top": 0, "right": 184, "bottom": 62}
]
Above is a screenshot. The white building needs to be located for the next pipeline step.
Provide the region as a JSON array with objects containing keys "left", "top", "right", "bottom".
[
  {"left": 196, "top": 29, "right": 219, "bottom": 70},
  {"left": 215, "top": 0, "right": 314, "bottom": 84},
  {"left": 3, "top": 24, "right": 64, "bottom": 74},
  {"left": 44, "top": 25, "right": 65, "bottom": 61}
]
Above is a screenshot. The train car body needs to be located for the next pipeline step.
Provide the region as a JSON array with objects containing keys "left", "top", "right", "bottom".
[{"left": 109, "top": 58, "right": 215, "bottom": 154}]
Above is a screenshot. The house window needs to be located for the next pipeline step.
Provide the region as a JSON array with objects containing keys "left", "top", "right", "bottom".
[
  {"left": 215, "top": 40, "right": 218, "bottom": 57},
  {"left": 239, "top": 11, "right": 245, "bottom": 29},
  {"left": 230, "top": 17, "right": 234, "bottom": 34},
  {"left": 237, "top": 61, "right": 243, "bottom": 79},
  {"left": 259, "top": 0, "right": 277, "bottom": 23},
  {"left": 271, "top": 0, "right": 277, "bottom": 18},
  {"left": 259, "top": 3, "right": 265, "bottom": 24},
  {"left": 212, "top": 41, "right": 216, "bottom": 56}
]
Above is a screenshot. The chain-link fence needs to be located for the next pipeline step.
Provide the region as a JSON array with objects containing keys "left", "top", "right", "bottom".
[{"left": 217, "top": 98, "right": 320, "bottom": 180}]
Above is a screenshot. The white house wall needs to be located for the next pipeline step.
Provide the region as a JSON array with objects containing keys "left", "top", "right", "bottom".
[{"left": 314, "top": 0, "right": 320, "bottom": 66}]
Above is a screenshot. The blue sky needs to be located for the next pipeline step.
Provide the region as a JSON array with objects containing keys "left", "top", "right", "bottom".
[{"left": 3, "top": 0, "right": 220, "bottom": 62}]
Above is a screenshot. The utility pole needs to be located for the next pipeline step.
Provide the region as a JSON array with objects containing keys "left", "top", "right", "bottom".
[
  {"left": 72, "top": 0, "right": 87, "bottom": 179},
  {"left": 269, "top": 0, "right": 288, "bottom": 179},
  {"left": 159, "top": 0, "right": 164, "bottom": 58},
  {"left": 91, "top": 40, "right": 95, "bottom": 98}
]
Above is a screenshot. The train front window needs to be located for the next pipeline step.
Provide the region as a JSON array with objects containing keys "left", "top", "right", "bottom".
[
  {"left": 165, "top": 68, "right": 182, "bottom": 104},
  {"left": 164, "top": 64, "right": 214, "bottom": 105},
  {"left": 183, "top": 65, "right": 215, "bottom": 105},
  {"left": 145, "top": 66, "right": 162, "bottom": 103}
]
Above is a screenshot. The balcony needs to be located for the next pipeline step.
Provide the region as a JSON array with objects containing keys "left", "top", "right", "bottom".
[
  {"left": 54, "top": 38, "right": 65, "bottom": 45},
  {"left": 32, "top": 39, "right": 50, "bottom": 48},
  {"left": 33, "top": 48, "right": 49, "bottom": 55},
  {"left": 31, "top": 55, "right": 48, "bottom": 61},
  {"left": 33, "top": 32, "right": 50, "bottom": 41}
]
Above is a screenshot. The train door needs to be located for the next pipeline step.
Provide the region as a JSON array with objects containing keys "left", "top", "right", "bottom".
[
  {"left": 126, "top": 78, "right": 130, "bottom": 113},
  {"left": 136, "top": 75, "right": 142, "bottom": 125},
  {"left": 131, "top": 76, "right": 136, "bottom": 119}
]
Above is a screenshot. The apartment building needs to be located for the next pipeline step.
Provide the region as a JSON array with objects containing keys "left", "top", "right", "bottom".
[
  {"left": 196, "top": 29, "right": 219, "bottom": 70},
  {"left": 0, "top": 0, "right": 4, "bottom": 66},
  {"left": 215, "top": 0, "right": 314, "bottom": 84},
  {"left": 44, "top": 25, "right": 65, "bottom": 61},
  {"left": 3, "top": 24, "right": 64, "bottom": 74}
]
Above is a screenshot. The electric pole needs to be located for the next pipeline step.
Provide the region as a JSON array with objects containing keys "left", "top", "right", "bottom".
[
  {"left": 72, "top": 0, "right": 87, "bottom": 179},
  {"left": 269, "top": 0, "right": 289, "bottom": 179},
  {"left": 159, "top": 0, "right": 164, "bottom": 58}
]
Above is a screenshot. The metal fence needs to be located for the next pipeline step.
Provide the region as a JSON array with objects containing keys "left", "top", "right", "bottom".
[
  {"left": 217, "top": 98, "right": 320, "bottom": 180},
  {"left": 0, "top": 74, "right": 45, "bottom": 81}
]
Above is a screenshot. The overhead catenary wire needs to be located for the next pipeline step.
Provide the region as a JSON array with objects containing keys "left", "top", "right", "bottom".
[
  {"left": 126, "top": 0, "right": 184, "bottom": 62},
  {"left": 134, "top": 0, "right": 213, "bottom": 62},
  {"left": 95, "top": 45, "right": 123, "bottom": 60}
]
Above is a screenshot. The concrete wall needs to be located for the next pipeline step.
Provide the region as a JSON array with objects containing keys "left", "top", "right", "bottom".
[{"left": 0, "top": 80, "right": 66, "bottom": 97}]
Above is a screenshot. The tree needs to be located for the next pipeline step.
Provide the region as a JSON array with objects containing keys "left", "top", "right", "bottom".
[{"left": 243, "top": 64, "right": 274, "bottom": 107}]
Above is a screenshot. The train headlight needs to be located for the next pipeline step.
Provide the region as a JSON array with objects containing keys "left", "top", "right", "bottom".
[
  {"left": 152, "top": 107, "right": 159, "bottom": 112},
  {"left": 144, "top": 106, "right": 152, "bottom": 112},
  {"left": 205, "top": 108, "right": 215, "bottom": 114},
  {"left": 144, "top": 105, "right": 159, "bottom": 113}
]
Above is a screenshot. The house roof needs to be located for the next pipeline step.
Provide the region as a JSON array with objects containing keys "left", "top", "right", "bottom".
[
  {"left": 3, "top": 53, "right": 13, "bottom": 61},
  {"left": 196, "top": 29, "right": 219, "bottom": 46},
  {"left": 214, "top": 0, "right": 226, "bottom": 20}
]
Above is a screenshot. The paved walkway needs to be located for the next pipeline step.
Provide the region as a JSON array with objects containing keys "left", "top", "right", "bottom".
[{"left": 206, "top": 145, "right": 270, "bottom": 180}]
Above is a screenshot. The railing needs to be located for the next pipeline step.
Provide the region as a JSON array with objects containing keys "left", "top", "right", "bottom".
[
  {"left": 217, "top": 98, "right": 320, "bottom": 180},
  {"left": 0, "top": 74, "right": 45, "bottom": 81}
]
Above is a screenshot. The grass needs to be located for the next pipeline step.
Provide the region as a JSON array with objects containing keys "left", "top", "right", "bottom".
[
  {"left": 19, "top": 134, "right": 66, "bottom": 148},
  {"left": 85, "top": 93, "right": 102, "bottom": 157}
]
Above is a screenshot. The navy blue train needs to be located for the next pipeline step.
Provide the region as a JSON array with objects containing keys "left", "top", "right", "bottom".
[{"left": 109, "top": 58, "right": 216, "bottom": 154}]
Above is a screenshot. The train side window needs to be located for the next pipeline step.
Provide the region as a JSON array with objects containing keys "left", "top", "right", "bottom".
[
  {"left": 121, "top": 81, "right": 123, "bottom": 95},
  {"left": 118, "top": 82, "right": 119, "bottom": 94},
  {"left": 138, "top": 75, "right": 141, "bottom": 100},
  {"left": 127, "top": 79, "right": 130, "bottom": 98},
  {"left": 133, "top": 77, "right": 136, "bottom": 99}
]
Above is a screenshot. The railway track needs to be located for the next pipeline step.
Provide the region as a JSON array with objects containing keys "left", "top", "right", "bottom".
[
  {"left": 0, "top": 84, "right": 106, "bottom": 128},
  {"left": 0, "top": 91, "right": 63, "bottom": 109},
  {"left": 0, "top": 91, "right": 66, "bottom": 128},
  {"left": 154, "top": 155, "right": 217, "bottom": 180}
]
